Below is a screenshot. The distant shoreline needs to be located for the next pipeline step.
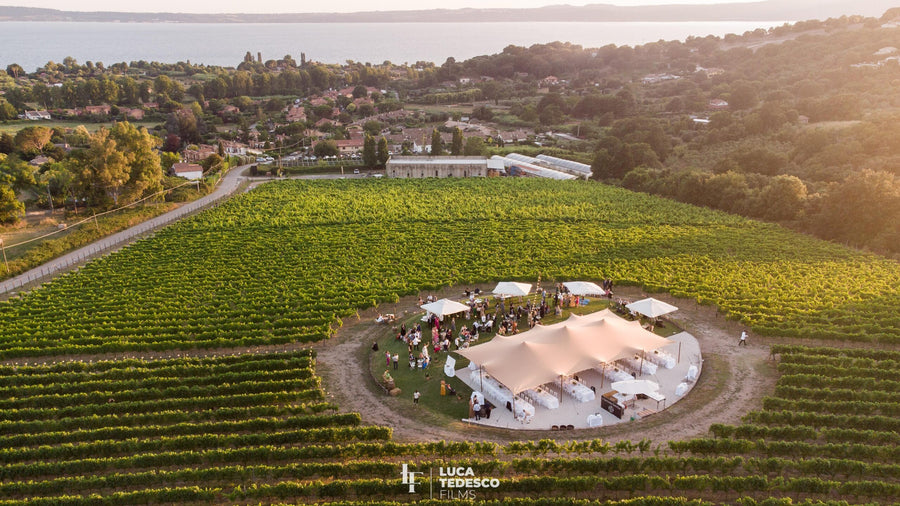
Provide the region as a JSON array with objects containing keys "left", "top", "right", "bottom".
[{"left": 0, "top": 0, "right": 894, "bottom": 24}]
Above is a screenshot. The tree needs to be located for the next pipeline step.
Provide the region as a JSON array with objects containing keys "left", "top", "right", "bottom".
[
  {"left": 450, "top": 128, "right": 464, "bottom": 156},
  {"left": 463, "top": 136, "right": 486, "bottom": 156},
  {"left": 109, "top": 122, "right": 163, "bottom": 204},
  {"left": 754, "top": 175, "right": 807, "bottom": 221},
  {"left": 377, "top": 136, "right": 390, "bottom": 167},
  {"left": 728, "top": 80, "right": 759, "bottom": 110},
  {"left": 0, "top": 155, "right": 37, "bottom": 191},
  {"left": 0, "top": 184, "right": 24, "bottom": 224},
  {"left": 313, "top": 140, "right": 339, "bottom": 158},
  {"left": 84, "top": 128, "right": 129, "bottom": 205},
  {"left": 362, "top": 133, "right": 377, "bottom": 168},
  {"left": 40, "top": 162, "right": 75, "bottom": 209},
  {"left": 201, "top": 153, "right": 226, "bottom": 174},
  {"left": 430, "top": 129, "right": 443, "bottom": 156},
  {"left": 5, "top": 64, "right": 24, "bottom": 79},
  {"left": 14, "top": 126, "right": 53, "bottom": 156},
  {"left": 811, "top": 169, "right": 900, "bottom": 252},
  {"left": 352, "top": 85, "right": 368, "bottom": 99},
  {"left": 0, "top": 99, "right": 17, "bottom": 121}
]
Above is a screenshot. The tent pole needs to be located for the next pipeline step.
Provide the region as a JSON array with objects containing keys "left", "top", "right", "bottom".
[
  {"left": 639, "top": 351, "right": 644, "bottom": 377},
  {"left": 480, "top": 365, "right": 484, "bottom": 392},
  {"left": 678, "top": 341, "right": 682, "bottom": 364}
]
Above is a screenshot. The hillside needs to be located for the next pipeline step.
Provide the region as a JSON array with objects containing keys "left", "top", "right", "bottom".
[{"left": 0, "top": 0, "right": 897, "bottom": 23}]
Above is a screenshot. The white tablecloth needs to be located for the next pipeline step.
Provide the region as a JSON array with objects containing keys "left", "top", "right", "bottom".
[
  {"left": 562, "top": 378, "right": 595, "bottom": 402},
  {"left": 587, "top": 413, "right": 604, "bottom": 427},
  {"left": 621, "top": 355, "right": 658, "bottom": 376},
  {"left": 647, "top": 349, "right": 676, "bottom": 369},
  {"left": 525, "top": 387, "right": 559, "bottom": 410},
  {"left": 514, "top": 399, "right": 535, "bottom": 422},
  {"left": 685, "top": 365, "right": 698, "bottom": 381},
  {"left": 675, "top": 382, "right": 689, "bottom": 396},
  {"left": 596, "top": 365, "right": 634, "bottom": 383},
  {"left": 470, "top": 370, "right": 514, "bottom": 410}
]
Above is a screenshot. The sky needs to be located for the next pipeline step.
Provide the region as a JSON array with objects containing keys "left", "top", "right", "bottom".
[{"left": 18, "top": 0, "right": 756, "bottom": 14}]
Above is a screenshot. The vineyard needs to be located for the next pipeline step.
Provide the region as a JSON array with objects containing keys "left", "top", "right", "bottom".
[{"left": 0, "top": 178, "right": 898, "bottom": 504}]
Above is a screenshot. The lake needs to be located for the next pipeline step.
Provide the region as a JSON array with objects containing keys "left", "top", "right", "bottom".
[{"left": 0, "top": 21, "right": 788, "bottom": 71}]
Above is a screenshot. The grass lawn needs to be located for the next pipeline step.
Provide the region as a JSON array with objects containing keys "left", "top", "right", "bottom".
[{"left": 368, "top": 295, "right": 680, "bottom": 422}]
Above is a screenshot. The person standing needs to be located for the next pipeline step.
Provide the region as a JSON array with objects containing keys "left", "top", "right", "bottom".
[
  {"left": 413, "top": 390, "right": 420, "bottom": 406},
  {"left": 739, "top": 330, "right": 748, "bottom": 346},
  {"left": 392, "top": 353, "right": 399, "bottom": 370}
]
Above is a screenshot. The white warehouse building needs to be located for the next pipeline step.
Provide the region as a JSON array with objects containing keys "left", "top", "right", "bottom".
[{"left": 386, "top": 156, "right": 505, "bottom": 178}]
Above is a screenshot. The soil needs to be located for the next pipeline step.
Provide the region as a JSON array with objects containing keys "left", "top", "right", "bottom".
[{"left": 314, "top": 284, "right": 778, "bottom": 445}]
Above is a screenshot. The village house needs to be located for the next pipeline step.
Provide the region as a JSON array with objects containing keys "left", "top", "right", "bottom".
[
  {"left": 221, "top": 141, "right": 249, "bottom": 156},
  {"left": 23, "top": 110, "right": 52, "bottom": 120},
  {"left": 708, "top": 99, "right": 729, "bottom": 111},
  {"left": 642, "top": 73, "right": 680, "bottom": 84},
  {"left": 83, "top": 105, "right": 111, "bottom": 116},
  {"left": 171, "top": 162, "right": 204, "bottom": 180},
  {"left": 285, "top": 106, "right": 307, "bottom": 123},
  {"left": 334, "top": 137, "right": 365, "bottom": 155},
  {"left": 182, "top": 144, "right": 216, "bottom": 163},
  {"left": 28, "top": 155, "right": 51, "bottom": 166}
]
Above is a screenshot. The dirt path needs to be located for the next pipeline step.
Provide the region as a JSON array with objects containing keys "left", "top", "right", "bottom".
[{"left": 314, "top": 285, "right": 777, "bottom": 445}]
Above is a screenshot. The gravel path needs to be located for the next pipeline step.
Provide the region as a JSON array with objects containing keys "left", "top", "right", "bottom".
[{"left": 314, "top": 285, "right": 777, "bottom": 445}]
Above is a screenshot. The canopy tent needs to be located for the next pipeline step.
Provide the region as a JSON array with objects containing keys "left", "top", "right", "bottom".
[
  {"left": 610, "top": 379, "right": 661, "bottom": 396},
  {"left": 457, "top": 309, "right": 671, "bottom": 396},
  {"left": 626, "top": 298, "right": 678, "bottom": 318},
  {"left": 563, "top": 281, "right": 606, "bottom": 296},
  {"left": 421, "top": 298, "right": 470, "bottom": 318},
  {"left": 492, "top": 281, "right": 532, "bottom": 297}
]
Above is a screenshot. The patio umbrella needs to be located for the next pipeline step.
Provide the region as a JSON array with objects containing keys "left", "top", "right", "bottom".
[
  {"left": 492, "top": 281, "right": 532, "bottom": 297},
  {"left": 625, "top": 298, "right": 678, "bottom": 318},
  {"left": 610, "top": 379, "right": 661, "bottom": 396},
  {"left": 421, "top": 298, "right": 470, "bottom": 318},
  {"left": 563, "top": 281, "right": 606, "bottom": 296}
]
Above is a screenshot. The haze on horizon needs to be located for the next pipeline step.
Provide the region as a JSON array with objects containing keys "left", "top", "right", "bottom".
[{"left": 10, "top": 0, "right": 760, "bottom": 14}]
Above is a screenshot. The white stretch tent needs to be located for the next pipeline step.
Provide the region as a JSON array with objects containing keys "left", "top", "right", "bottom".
[
  {"left": 421, "top": 298, "right": 470, "bottom": 318},
  {"left": 492, "top": 281, "right": 532, "bottom": 297},
  {"left": 563, "top": 281, "right": 606, "bottom": 296},
  {"left": 457, "top": 309, "right": 671, "bottom": 396},
  {"left": 626, "top": 298, "right": 678, "bottom": 318}
]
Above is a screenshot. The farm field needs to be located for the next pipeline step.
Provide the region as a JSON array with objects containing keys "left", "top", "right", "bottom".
[{"left": 0, "top": 178, "right": 898, "bottom": 504}]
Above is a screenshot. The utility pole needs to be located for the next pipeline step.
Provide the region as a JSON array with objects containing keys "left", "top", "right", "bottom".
[{"left": 0, "top": 237, "right": 7, "bottom": 273}]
